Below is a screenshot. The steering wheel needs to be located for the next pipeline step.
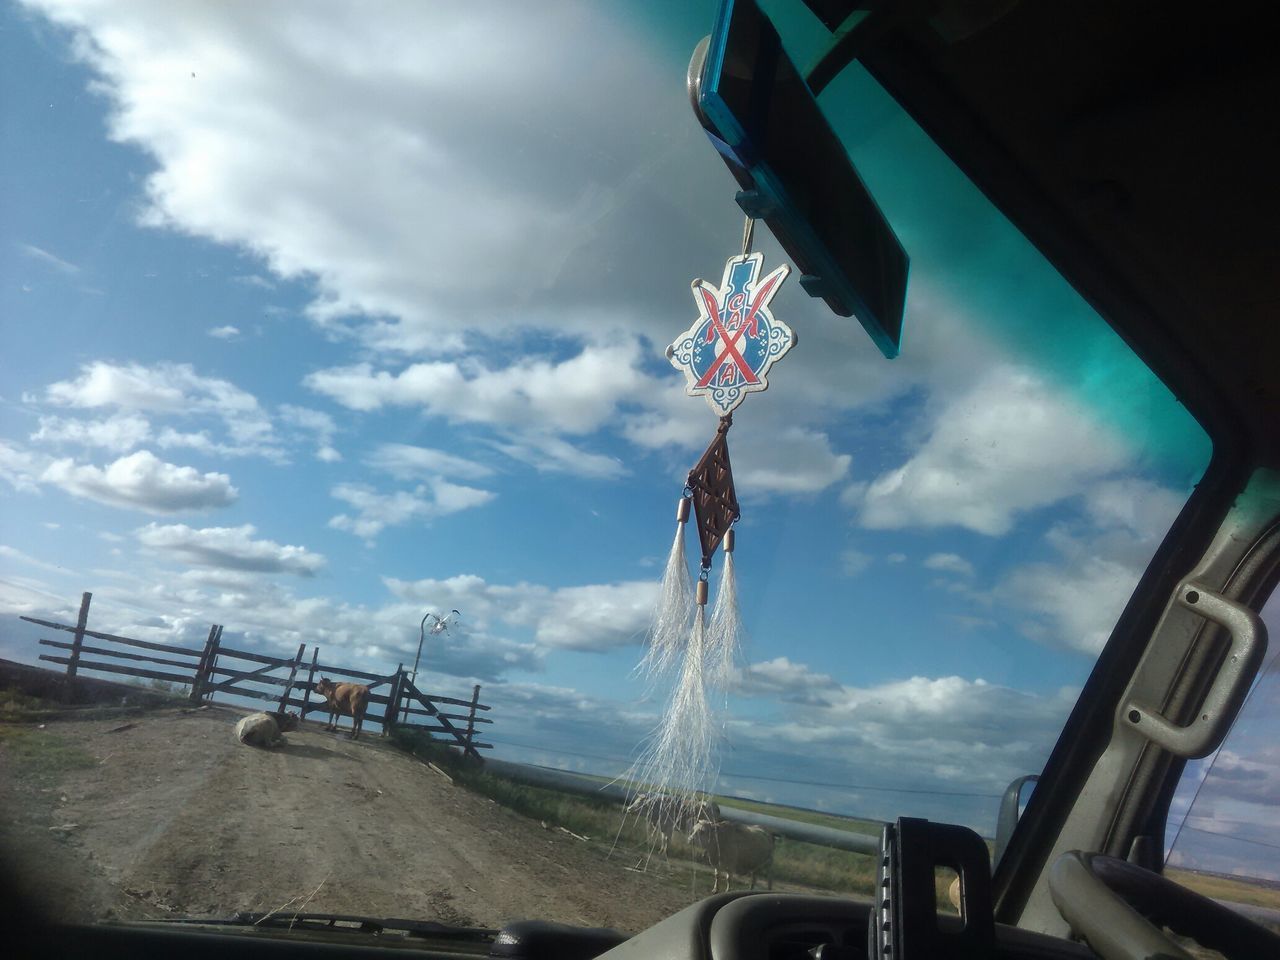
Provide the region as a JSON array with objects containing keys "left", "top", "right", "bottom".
[{"left": 1049, "top": 851, "right": 1280, "bottom": 960}]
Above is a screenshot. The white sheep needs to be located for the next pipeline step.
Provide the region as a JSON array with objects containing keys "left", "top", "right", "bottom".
[
  {"left": 234, "top": 711, "right": 299, "bottom": 748},
  {"left": 626, "top": 793, "right": 721, "bottom": 858},
  {"left": 688, "top": 818, "right": 775, "bottom": 892}
]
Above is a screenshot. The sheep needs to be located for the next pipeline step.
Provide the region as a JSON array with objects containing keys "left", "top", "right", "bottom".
[
  {"left": 688, "top": 817, "right": 775, "bottom": 892},
  {"left": 234, "top": 710, "right": 299, "bottom": 748},
  {"left": 626, "top": 793, "right": 721, "bottom": 858}
]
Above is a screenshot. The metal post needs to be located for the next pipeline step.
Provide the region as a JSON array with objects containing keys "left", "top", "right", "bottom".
[
  {"left": 406, "top": 612, "right": 432, "bottom": 721},
  {"left": 410, "top": 614, "right": 430, "bottom": 687}
]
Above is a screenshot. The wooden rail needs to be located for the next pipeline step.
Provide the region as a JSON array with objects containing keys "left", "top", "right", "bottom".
[{"left": 21, "top": 593, "right": 491, "bottom": 757}]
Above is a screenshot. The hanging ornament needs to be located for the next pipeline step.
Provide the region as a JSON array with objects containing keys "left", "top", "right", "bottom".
[{"left": 627, "top": 218, "right": 796, "bottom": 828}]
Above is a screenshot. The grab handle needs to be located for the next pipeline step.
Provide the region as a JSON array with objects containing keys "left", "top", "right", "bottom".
[{"left": 1124, "top": 583, "right": 1267, "bottom": 758}]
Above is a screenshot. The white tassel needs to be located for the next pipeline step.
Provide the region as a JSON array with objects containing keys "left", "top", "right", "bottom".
[
  {"left": 626, "top": 583, "right": 717, "bottom": 825},
  {"left": 638, "top": 496, "right": 693, "bottom": 685},
  {"left": 705, "top": 528, "right": 743, "bottom": 696}
]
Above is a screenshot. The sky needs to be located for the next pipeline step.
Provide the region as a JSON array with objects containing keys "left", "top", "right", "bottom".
[{"left": 0, "top": 0, "right": 1271, "bottom": 870}]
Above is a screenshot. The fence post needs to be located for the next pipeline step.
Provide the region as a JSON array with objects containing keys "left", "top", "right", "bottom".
[
  {"left": 277, "top": 643, "right": 305, "bottom": 714},
  {"left": 466, "top": 684, "right": 481, "bottom": 752},
  {"left": 203, "top": 625, "right": 223, "bottom": 704},
  {"left": 300, "top": 646, "right": 319, "bottom": 722},
  {"left": 384, "top": 664, "right": 404, "bottom": 735},
  {"left": 190, "top": 624, "right": 219, "bottom": 702},
  {"left": 62, "top": 592, "right": 92, "bottom": 702}
]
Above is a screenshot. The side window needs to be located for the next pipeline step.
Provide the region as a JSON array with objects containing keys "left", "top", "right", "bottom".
[{"left": 1164, "top": 593, "right": 1280, "bottom": 930}]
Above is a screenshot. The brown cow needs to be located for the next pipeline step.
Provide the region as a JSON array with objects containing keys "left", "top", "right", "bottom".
[{"left": 312, "top": 677, "right": 370, "bottom": 739}]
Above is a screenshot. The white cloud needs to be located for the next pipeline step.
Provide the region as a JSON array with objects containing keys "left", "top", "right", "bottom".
[
  {"left": 1081, "top": 478, "right": 1186, "bottom": 543},
  {"left": 531, "top": 582, "right": 656, "bottom": 651},
  {"left": 624, "top": 387, "right": 851, "bottom": 495},
  {"left": 45, "top": 361, "right": 277, "bottom": 458},
  {"left": 0, "top": 544, "right": 67, "bottom": 575},
  {"left": 488, "top": 434, "right": 624, "bottom": 479},
  {"left": 840, "top": 549, "right": 872, "bottom": 577},
  {"left": 306, "top": 346, "right": 645, "bottom": 478},
  {"left": 16, "top": 0, "right": 1041, "bottom": 516},
  {"left": 231, "top": 274, "right": 274, "bottom": 290},
  {"left": 135, "top": 522, "right": 326, "bottom": 576},
  {"left": 49, "top": 360, "right": 236, "bottom": 413},
  {"left": 207, "top": 325, "right": 240, "bottom": 339},
  {"left": 41, "top": 450, "right": 238, "bottom": 513},
  {"left": 0, "top": 439, "right": 41, "bottom": 492},
  {"left": 368, "top": 442, "right": 493, "bottom": 481},
  {"left": 28, "top": 569, "right": 546, "bottom": 681},
  {"left": 305, "top": 341, "right": 649, "bottom": 435},
  {"left": 19, "top": 242, "right": 80, "bottom": 274},
  {"left": 736, "top": 657, "right": 843, "bottom": 705},
  {"left": 719, "top": 670, "right": 1080, "bottom": 816},
  {"left": 328, "top": 479, "right": 494, "bottom": 540},
  {"left": 154, "top": 427, "right": 220, "bottom": 454},
  {"left": 20, "top": 0, "right": 722, "bottom": 356},
  {"left": 857, "top": 367, "right": 1132, "bottom": 535},
  {"left": 384, "top": 573, "right": 657, "bottom": 653},
  {"left": 995, "top": 478, "right": 1187, "bottom": 654},
  {"left": 278, "top": 404, "right": 341, "bottom": 462},
  {"left": 732, "top": 426, "right": 851, "bottom": 496},
  {"left": 923, "top": 552, "right": 974, "bottom": 577},
  {"left": 0, "top": 574, "right": 77, "bottom": 618},
  {"left": 30, "top": 413, "right": 151, "bottom": 452},
  {"left": 887, "top": 552, "right": 907, "bottom": 564}
]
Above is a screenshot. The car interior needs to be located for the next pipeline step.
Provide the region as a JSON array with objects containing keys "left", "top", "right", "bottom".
[{"left": 9, "top": 1, "right": 1279, "bottom": 959}]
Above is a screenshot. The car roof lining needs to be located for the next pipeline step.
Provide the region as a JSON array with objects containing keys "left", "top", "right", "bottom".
[{"left": 806, "top": 0, "right": 1279, "bottom": 464}]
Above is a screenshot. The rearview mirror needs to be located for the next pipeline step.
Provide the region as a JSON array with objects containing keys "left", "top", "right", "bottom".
[{"left": 689, "top": 0, "right": 910, "bottom": 358}]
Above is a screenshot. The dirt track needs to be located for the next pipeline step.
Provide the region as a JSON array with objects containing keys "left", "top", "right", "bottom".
[{"left": 0, "top": 705, "right": 693, "bottom": 931}]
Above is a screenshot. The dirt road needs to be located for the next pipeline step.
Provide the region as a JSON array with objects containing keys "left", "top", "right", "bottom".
[{"left": 1, "top": 705, "right": 692, "bottom": 931}]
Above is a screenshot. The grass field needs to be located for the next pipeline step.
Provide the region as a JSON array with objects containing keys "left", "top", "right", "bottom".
[
  {"left": 388, "top": 729, "right": 948, "bottom": 901},
  {"left": 0, "top": 724, "right": 98, "bottom": 789},
  {"left": 1167, "top": 866, "right": 1280, "bottom": 913}
]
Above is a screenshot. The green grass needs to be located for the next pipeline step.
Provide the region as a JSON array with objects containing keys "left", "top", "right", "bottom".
[
  {"left": 0, "top": 687, "right": 56, "bottom": 723},
  {"left": 0, "top": 683, "right": 164, "bottom": 723},
  {"left": 1167, "top": 867, "right": 1280, "bottom": 913},
  {"left": 0, "top": 724, "right": 97, "bottom": 786},
  {"left": 147, "top": 678, "right": 191, "bottom": 698},
  {"left": 714, "top": 796, "right": 881, "bottom": 836}
]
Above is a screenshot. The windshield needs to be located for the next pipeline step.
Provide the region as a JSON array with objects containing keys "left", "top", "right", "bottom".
[{"left": 2, "top": 0, "right": 1213, "bottom": 932}]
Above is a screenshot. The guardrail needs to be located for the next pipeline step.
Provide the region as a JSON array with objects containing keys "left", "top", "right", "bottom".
[{"left": 484, "top": 758, "right": 882, "bottom": 856}]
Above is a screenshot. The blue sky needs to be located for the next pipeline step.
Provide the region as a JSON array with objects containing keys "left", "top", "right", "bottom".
[{"left": 4, "top": 0, "right": 1269, "bottom": 858}]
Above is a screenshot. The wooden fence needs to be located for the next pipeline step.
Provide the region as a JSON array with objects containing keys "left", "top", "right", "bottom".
[{"left": 20, "top": 591, "right": 492, "bottom": 760}]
